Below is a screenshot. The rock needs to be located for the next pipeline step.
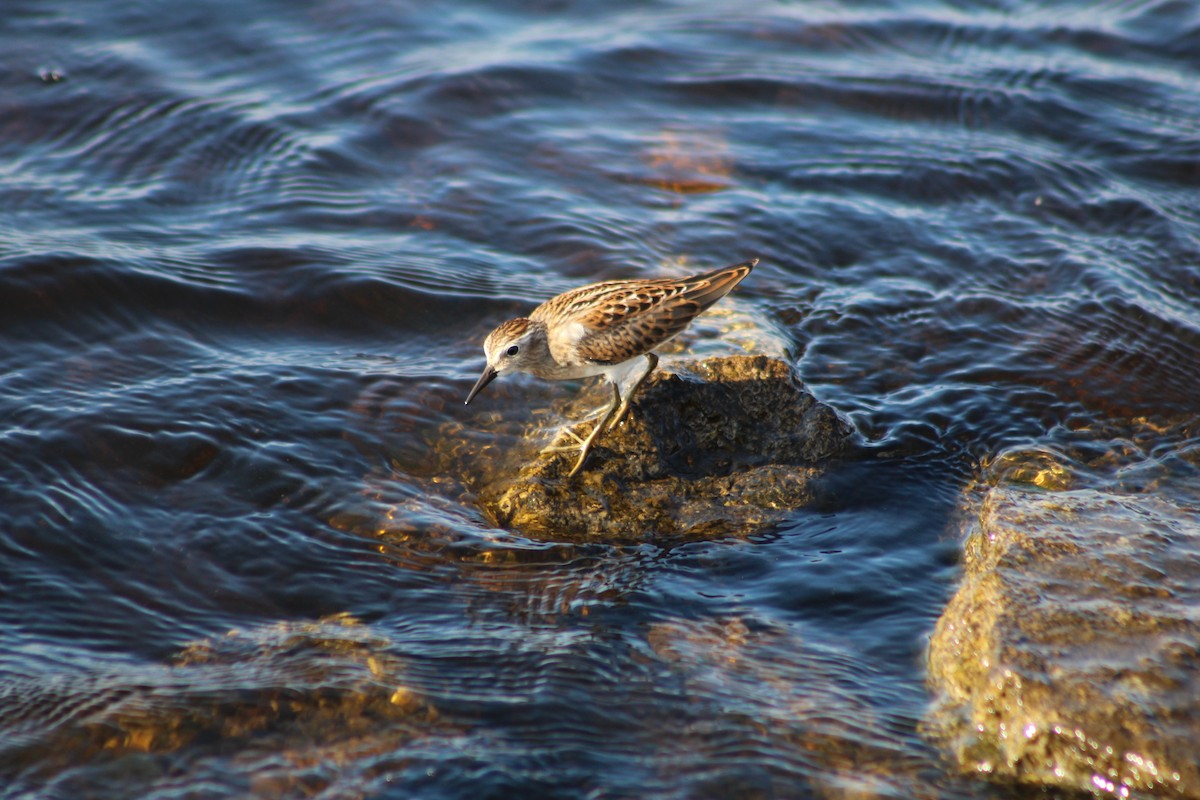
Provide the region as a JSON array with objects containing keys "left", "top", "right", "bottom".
[
  {"left": 926, "top": 481, "right": 1200, "bottom": 798},
  {"left": 476, "top": 355, "right": 853, "bottom": 540}
]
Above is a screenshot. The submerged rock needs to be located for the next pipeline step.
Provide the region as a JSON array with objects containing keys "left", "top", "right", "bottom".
[
  {"left": 0, "top": 615, "right": 441, "bottom": 794},
  {"left": 476, "top": 355, "right": 853, "bottom": 539},
  {"left": 647, "top": 614, "right": 963, "bottom": 799},
  {"left": 926, "top": 477, "right": 1200, "bottom": 798}
]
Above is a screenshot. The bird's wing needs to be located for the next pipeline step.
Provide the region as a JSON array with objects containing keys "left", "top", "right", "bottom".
[
  {"left": 571, "top": 284, "right": 700, "bottom": 365},
  {"left": 539, "top": 261, "right": 753, "bottom": 365}
]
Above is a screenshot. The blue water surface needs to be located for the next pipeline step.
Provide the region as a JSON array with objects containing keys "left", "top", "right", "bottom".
[{"left": 1, "top": 0, "right": 1198, "bottom": 797}]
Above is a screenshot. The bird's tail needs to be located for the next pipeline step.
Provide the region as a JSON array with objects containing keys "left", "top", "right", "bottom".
[{"left": 682, "top": 258, "right": 757, "bottom": 308}]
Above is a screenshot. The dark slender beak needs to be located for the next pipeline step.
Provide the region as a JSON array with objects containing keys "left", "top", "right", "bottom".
[{"left": 465, "top": 364, "right": 498, "bottom": 405}]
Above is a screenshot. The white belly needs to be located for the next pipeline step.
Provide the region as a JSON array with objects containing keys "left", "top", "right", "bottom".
[{"left": 542, "top": 355, "right": 645, "bottom": 383}]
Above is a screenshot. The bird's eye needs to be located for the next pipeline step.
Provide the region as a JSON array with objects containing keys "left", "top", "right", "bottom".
[{"left": 506, "top": 345, "right": 520, "bottom": 356}]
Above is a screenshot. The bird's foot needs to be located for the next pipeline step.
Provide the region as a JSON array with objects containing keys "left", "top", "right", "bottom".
[
  {"left": 540, "top": 424, "right": 588, "bottom": 454},
  {"left": 540, "top": 418, "right": 604, "bottom": 477}
]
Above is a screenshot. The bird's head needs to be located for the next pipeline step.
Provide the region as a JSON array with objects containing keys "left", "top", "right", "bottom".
[{"left": 464, "top": 317, "right": 539, "bottom": 404}]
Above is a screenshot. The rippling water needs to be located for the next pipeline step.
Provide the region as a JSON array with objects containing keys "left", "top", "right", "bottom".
[{"left": 2, "top": 0, "right": 1199, "bottom": 797}]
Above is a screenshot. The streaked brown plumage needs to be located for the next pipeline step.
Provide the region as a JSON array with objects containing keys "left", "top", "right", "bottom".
[{"left": 466, "top": 259, "right": 756, "bottom": 476}]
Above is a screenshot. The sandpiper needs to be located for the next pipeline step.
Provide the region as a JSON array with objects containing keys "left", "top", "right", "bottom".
[{"left": 465, "top": 258, "right": 757, "bottom": 477}]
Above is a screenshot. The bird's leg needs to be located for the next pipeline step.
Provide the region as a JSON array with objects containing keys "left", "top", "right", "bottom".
[
  {"left": 607, "top": 352, "right": 658, "bottom": 432},
  {"left": 541, "top": 384, "right": 620, "bottom": 454},
  {"left": 567, "top": 380, "right": 622, "bottom": 477}
]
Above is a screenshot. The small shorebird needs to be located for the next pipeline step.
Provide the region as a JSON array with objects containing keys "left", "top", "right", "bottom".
[{"left": 465, "top": 259, "right": 756, "bottom": 476}]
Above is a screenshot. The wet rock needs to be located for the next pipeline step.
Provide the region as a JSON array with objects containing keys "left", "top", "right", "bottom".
[
  {"left": 926, "top": 477, "right": 1200, "bottom": 798},
  {"left": 477, "top": 355, "right": 853, "bottom": 540}
]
